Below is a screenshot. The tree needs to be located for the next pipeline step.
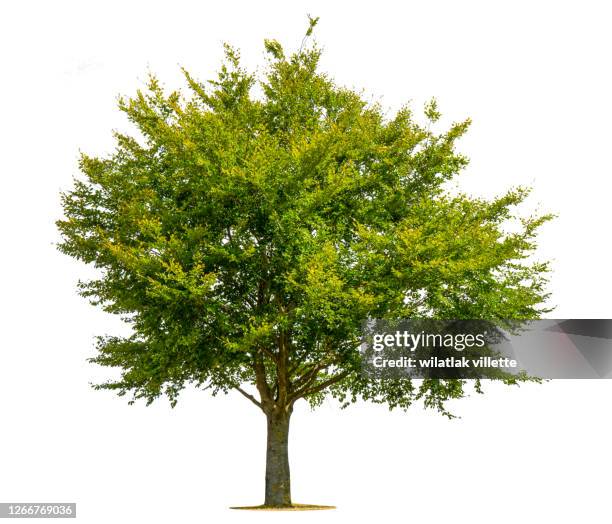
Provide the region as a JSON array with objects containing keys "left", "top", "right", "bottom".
[{"left": 57, "top": 17, "right": 552, "bottom": 508}]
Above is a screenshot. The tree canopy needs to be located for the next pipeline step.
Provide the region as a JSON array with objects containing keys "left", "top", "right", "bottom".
[{"left": 57, "top": 19, "right": 552, "bottom": 419}]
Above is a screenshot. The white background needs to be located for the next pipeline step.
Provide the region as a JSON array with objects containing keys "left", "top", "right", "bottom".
[{"left": 2, "top": 1, "right": 612, "bottom": 522}]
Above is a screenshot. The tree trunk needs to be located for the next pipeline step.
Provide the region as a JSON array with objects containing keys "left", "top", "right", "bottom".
[{"left": 264, "top": 407, "right": 292, "bottom": 507}]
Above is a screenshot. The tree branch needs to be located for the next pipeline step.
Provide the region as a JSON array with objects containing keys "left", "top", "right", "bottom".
[
  {"left": 289, "top": 370, "right": 350, "bottom": 404},
  {"left": 259, "top": 345, "right": 278, "bottom": 362},
  {"left": 288, "top": 338, "right": 338, "bottom": 391},
  {"left": 277, "top": 329, "right": 289, "bottom": 406},
  {"left": 234, "top": 386, "right": 262, "bottom": 409},
  {"left": 253, "top": 353, "right": 273, "bottom": 407},
  {"left": 291, "top": 360, "right": 334, "bottom": 392}
]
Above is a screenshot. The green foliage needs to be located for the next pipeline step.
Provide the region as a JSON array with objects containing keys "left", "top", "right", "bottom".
[{"left": 57, "top": 21, "right": 552, "bottom": 415}]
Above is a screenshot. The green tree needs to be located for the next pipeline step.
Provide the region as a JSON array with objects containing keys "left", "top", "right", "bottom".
[{"left": 57, "top": 18, "right": 551, "bottom": 508}]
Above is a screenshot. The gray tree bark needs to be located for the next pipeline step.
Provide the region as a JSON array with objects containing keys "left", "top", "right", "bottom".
[{"left": 264, "top": 407, "right": 292, "bottom": 506}]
